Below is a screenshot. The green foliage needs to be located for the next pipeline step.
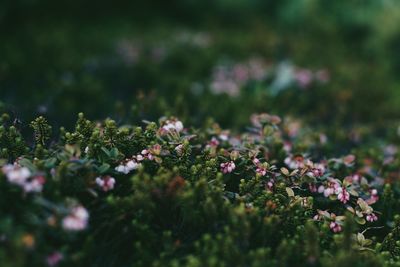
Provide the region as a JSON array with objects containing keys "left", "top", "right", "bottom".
[{"left": 0, "top": 113, "right": 399, "bottom": 266}]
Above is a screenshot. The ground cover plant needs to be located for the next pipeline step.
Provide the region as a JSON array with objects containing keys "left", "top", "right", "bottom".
[
  {"left": 1, "top": 112, "right": 400, "bottom": 266},
  {"left": 3, "top": 0, "right": 400, "bottom": 266}
]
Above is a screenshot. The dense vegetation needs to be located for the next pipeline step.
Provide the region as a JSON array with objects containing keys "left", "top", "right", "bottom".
[{"left": 3, "top": 1, "right": 400, "bottom": 266}]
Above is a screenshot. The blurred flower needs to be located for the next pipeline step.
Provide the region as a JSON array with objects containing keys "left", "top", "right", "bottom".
[
  {"left": 284, "top": 154, "right": 307, "bottom": 169},
  {"left": 62, "top": 206, "right": 89, "bottom": 231},
  {"left": 115, "top": 159, "right": 141, "bottom": 174},
  {"left": 2, "top": 164, "right": 45, "bottom": 193},
  {"left": 21, "top": 234, "right": 35, "bottom": 249},
  {"left": 160, "top": 119, "right": 184, "bottom": 134},
  {"left": 294, "top": 68, "right": 313, "bottom": 88},
  {"left": 330, "top": 221, "right": 342, "bottom": 233},
  {"left": 96, "top": 175, "right": 116, "bottom": 192},
  {"left": 306, "top": 162, "right": 325, "bottom": 178},
  {"left": 366, "top": 189, "right": 379, "bottom": 205},
  {"left": 175, "top": 144, "right": 184, "bottom": 156},
  {"left": 46, "top": 252, "right": 63, "bottom": 267},
  {"left": 318, "top": 179, "right": 340, "bottom": 197},
  {"left": 210, "top": 58, "right": 268, "bottom": 97},
  {"left": 336, "top": 186, "right": 350, "bottom": 204},
  {"left": 2, "top": 164, "right": 31, "bottom": 185}
]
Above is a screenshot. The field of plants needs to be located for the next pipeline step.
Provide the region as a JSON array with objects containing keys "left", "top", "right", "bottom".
[{"left": 3, "top": 1, "right": 400, "bottom": 266}]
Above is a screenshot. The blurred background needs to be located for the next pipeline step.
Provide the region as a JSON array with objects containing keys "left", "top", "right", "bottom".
[{"left": 1, "top": 0, "right": 400, "bottom": 131}]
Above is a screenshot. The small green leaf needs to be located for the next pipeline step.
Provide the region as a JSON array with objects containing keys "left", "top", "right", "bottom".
[
  {"left": 97, "top": 163, "right": 110, "bottom": 174},
  {"left": 286, "top": 187, "right": 295, "bottom": 197},
  {"left": 281, "top": 167, "right": 289, "bottom": 176},
  {"left": 355, "top": 216, "right": 366, "bottom": 225}
]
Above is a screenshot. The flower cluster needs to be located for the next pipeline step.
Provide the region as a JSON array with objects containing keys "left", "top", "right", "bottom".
[
  {"left": 159, "top": 118, "right": 184, "bottom": 135},
  {"left": 210, "top": 58, "right": 269, "bottom": 96},
  {"left": 62, "top": 206, "right": 89, "bottom": 231},
  {"left": 220, "top": 161, "right": 236, "bottom": 174},
  {"left": 2, "top": 163, "right": 45, "bottom": 193},
  {"left": 115, "top": 145, "right": 160, "bottom": 174},
  {"left": 95, "top": 175, "right": 116, "bottom": 192}
]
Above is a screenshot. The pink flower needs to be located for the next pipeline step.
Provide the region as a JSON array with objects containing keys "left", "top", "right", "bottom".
[
  {"left": 351, "top": 174, "right": 362, "bottom": 183},
  {"left": 206, "top": 137, "right": 220, "bottom": 149},
  {"left": 294, "top": 68, "right": 313, "bottom": 88},
  {"left": 160, "top": 119, "right": 184, "bottom": 134},
  {"left": 309, "top": 184, "right": 317, "bottom": 193},
  {"left": 256, "top": 166, "right": 267, "bottom": 176},
  {"left": 329, "top": 221, "right": 342, "bottom": 233},
  {"left": 366, "top": 189, "right": 379, "bottom": 205},
  {"left": 284, "top": 155, "right": 306, "bottom": 169},
  {"left": 336, "top": 187, "right": 350, "bottom": 204},
  {"left": 2, "top": 164, "right": 45, "bottom": 193},
  {"left": 366, "top": 213, "right": 378, "bottom": 222},
  {"left": 62, "top": 206, "right": 89, "bottom": 231},
  {"left": 283, "top": 141, "right": 292, "bottom": 152},
  {"left": 253, "top": 158, "right": 267, "bottom": 176},
  {"left": 95, "top": 175, "right": 116, "bottom": 192},
  {"left": 220, "top": 161, "right": 236, "bottom": 174},
  {"left": 318, "top": 179, "right": 340, "bottom": 198},
  {"left": 266, "top": 179, "right": 275, "bottom": 190},
  {"left": 307, "top": 163, "right": 325, "bottom": 178},
  {"left": 141, "top": 149, "right": 154, "bottom": 160},
  {"left": 46, "top": 252, "right": 63, "bottom": 266}
]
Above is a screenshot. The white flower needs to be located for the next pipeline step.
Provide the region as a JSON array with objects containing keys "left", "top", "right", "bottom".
[
  {"left": 23, "top": 175, "right": 45, "bottom": 193},
  {"left": 126, "top": 160, "right": 140, "bottom": 171},
  {"left": 95, "top": 176, "right": 116, "bottom": 192},
  {"left": 175, "top": 144, "right": 184, "bottom": 156},
  {"left": 62, "top": 206, "right": 89, "bottom": 231},
  {"left": 115, "top": 164, "right": 129, "bottom": 174},
  {"left": 2, "top": 164, "right": 31, "bottom": 185},
  {"left": 2, "top": 164, "right": 45, "bottom": 193},
  {"left": 161, "top": 119, "right": 184, "bottom": 134},
  {"left": 115, "top": 159, "right": 141, "bottom": 174}
]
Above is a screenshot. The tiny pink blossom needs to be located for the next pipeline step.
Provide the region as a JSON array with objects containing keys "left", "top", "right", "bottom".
[
  {"left": 318, "top": 179, "right": 340, "bottom": 198},
  {"left": 62, "top": 206, "right": 89, "bottom": 231},
  {"left": 95, "top": 175, "right": 116, "bottom": 192},
  {"left": 366, "top": 189, "right": 379, "bottom": 204},
  {"left": 329, "top": 221, "right": 342, "bottom": 233},
  {"left": 256, "top": 166, "right": 267, "bottom": 176},
  {"left": 336, "top": 187, "right": 350, "bottom": 204},
  {"left": 366, "top": 213, "right": 378, "bottom": 222},
  {"left": 252, "top": 158, "right": 260, "bottom": 165},
  {"left": 220, "top": 161, "right": 236, "bottom": 174},
  {"left": 284, "top": 155, "right": 306, "bottom": 169},
  {"left": 309, "top": 184, "right": 317, "bottom": 193},
  {"left": 307, "top": 164, "right": 325, "bottom": 178},
  {"left": 2, "top": 164, "right": 45, "bottom": 193},
  {"left": 46, "top": 252, "right": 63, "bottom": 266},
  {"left": 266, "top": 179, "right": 275, "bottom": 190},
  {"left": 294, "top": 69, "right": 313, "bottom": 88},
  {"left": 206, "top": 137, "right": 220, "bottom": 149}
]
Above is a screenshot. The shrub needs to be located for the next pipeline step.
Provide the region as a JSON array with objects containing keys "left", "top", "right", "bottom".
[{"left": 1, "top": 112, "right": 400, "bottom": 266}]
